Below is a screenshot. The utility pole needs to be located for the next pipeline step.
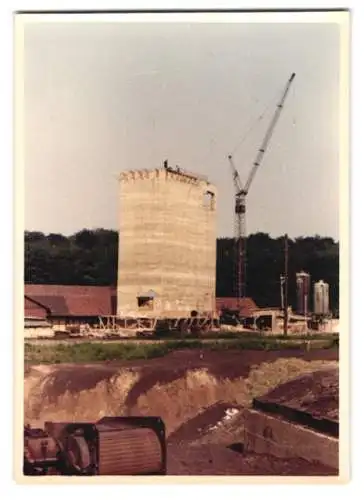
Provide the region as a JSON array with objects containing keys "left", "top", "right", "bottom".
[
  {"left": 280, "top": 275, "right": 284, "bottom": 311},
  {"left": 284, "top": 234, "right": 289, "bottom": 336}
]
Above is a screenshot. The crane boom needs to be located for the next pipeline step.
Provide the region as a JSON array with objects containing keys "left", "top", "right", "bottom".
[
  {"left": 228, "top": 155, "right": 243, "bottom": 193},
  {"left": 241, "top": 72, "right": 296, "bottom": 195},
  {"left": 227, "top": 72, "right": 296, "bottom": 309}
]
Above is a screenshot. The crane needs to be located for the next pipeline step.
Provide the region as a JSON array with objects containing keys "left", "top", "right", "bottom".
[{"left": 228, "top": 72, "right": 296, "bottom": 311}]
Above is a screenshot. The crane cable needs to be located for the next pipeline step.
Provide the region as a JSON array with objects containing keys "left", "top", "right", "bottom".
[{"left": 229, "top": 86, "right": 285, "bottom": 157}]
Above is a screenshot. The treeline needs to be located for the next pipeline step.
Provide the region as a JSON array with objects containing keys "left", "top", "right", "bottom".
[{"left": 24, "top": 229, "right": 339, "bottom": 313}]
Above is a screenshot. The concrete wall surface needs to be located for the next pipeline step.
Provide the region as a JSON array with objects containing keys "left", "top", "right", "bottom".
[
  {"left": 117, "top": 168, "right": 217, "bottom": 318},
  {"left": 243, "top": 408, "right": 338, "bottom": 470}
]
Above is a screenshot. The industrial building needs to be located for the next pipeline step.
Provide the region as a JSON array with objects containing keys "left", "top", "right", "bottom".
[
  {"left": 24, "top": 284, "right": 117, "bottom": 331},
  {"left": 117, "top": 165, "right": 217, "bottom": 320},
  {"left": 25, "top": 283, "right": 337, "bottom": 336},
  {"left": 23, "top": 285, "right": 250, "bottom": 335}
]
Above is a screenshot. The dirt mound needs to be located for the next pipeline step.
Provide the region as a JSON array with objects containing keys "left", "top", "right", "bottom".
[
  {"left": 24, "top": 364, "right": 140, "bottom": 426},
  {"left": 24, "top": 349, "right": 338, "bottom": 438},
  {"left": 255, "top": 367, "right": 339, "bottom": 421},
  {"left": 168, "top": 402, "right": 244, "bottom": 444},
  {"left": 23, "top": 349, "right": 340, "bottom": 475},
  {"left": 123, "top": 348, "right": 339, "bottom": 406}
]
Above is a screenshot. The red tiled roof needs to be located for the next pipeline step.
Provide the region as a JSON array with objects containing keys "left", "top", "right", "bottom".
[
  {"left": 24, "top": 296, "right": 48, "bottom": 320},
  {"left": 24, "top": 285, "right": 116, "bottom": 317},
  {"left": 30, "top": 295, "right": 69, "bottom": 315},
  {"left": 215, "top": 297, "right": 258, "bottom": 317},
  {"left": 24, "top": 285, "right": 256, "bottom": 319}
]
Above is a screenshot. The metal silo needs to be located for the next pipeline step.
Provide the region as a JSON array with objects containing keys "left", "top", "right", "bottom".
[
  {"left": 296, "top": 271, "right": 310, "bottom": 315},
  {"left": 314, "top": 280, "right": 330, "bottom": 315}
]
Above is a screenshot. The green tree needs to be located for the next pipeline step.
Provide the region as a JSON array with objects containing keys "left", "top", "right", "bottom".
[{"left": 24, "top": 230, "right": 339, "bottom": 313}]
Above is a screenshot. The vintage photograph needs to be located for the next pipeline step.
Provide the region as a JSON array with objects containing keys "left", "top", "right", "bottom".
[{"left": 16, "top": 10, "right": 349, "bottom": 479}]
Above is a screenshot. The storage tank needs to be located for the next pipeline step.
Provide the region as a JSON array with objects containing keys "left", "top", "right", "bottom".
[
  {"left": 296, "top": 271, "right": 311, "bottom": 315},
  {"left": 117, "top": 165, "right": 217, "bottom": 318},
  {"left": 314, "top": 280, "right": 330, "bottom": 315}
]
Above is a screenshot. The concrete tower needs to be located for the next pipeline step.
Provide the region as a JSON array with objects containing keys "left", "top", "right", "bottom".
[{"left": 117, "top": 165, "right": 217, "bottom": 319}]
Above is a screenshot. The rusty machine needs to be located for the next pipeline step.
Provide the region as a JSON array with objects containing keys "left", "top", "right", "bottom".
[{"left": 24, "top": 416, "right": 166, "bottom": 476}]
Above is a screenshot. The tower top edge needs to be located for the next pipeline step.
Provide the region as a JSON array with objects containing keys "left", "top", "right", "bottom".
[{"left": 118, "top": 167, "right": 216, "bottom": 188}]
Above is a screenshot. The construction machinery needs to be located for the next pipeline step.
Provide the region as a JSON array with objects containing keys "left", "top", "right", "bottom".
[
  {"left": 228, "top": 72, "right": 296, "bottom": 310},
  {"left": 24, "top": 416, "right": 166, "bottom": 476}
]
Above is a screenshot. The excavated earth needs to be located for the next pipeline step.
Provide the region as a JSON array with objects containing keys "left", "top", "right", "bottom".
[
  {"left": 24, "top": 348, "right": 339, "bottom": 476},
  {"left": 254, "top": 367, "right": 339, "bottom": 422}
]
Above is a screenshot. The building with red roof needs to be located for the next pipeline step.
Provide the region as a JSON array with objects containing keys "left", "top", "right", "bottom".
[
  {"left": 215, "top": 297, "right": 258, "bottom": 317},
  {"left": 24, "top": 284, "right": 259, "bottom": 329},
  {"left": 24, "top": 284, "right": 117, "bottom": 329}
]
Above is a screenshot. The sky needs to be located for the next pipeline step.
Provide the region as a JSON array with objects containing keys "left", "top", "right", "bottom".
[{"left": 22, "top": 16, "right": 343, "bottom": 240}]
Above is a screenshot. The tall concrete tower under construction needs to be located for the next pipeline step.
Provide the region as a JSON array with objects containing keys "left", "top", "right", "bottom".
[{"left": 117, "top": 164, "right": 217, "bottom": 319}]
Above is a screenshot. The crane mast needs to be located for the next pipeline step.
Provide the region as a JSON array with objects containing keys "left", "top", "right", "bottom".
[{"left": 229, "top": 72, "right": 296, "bottom": 311}]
